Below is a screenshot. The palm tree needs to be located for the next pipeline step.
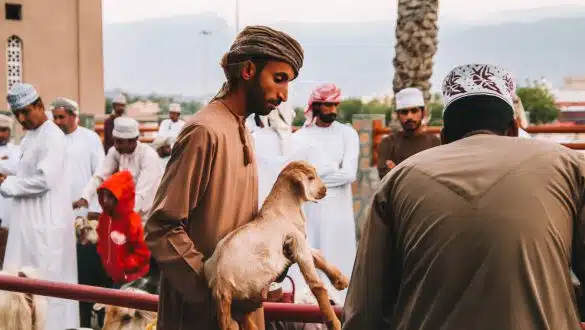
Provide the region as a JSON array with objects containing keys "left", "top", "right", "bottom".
[{"left": 392, "top": 0, "right": 439, "bottom": 103}]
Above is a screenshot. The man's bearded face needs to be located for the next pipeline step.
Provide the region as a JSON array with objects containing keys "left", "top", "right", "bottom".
[
  {"left": 113, "top": 103, "right": 125, "bottom": 117},
  {"left": 313, "top": 102, "right": 339, "bottom": 124},
  {"left": 52, "top": 107, "right": 77, "bottom": 134},
  {"left": 0, "top": 127, "right": 9, "bottom": 146},
  {"left": 169, "top": 112, "right": 180, "bottom": 122},
  {"left": 13, "top": 102, "right": 46, "bottom": 130},
  {"left": 114, "top": 137, "right": 138, "bottom": 155},
  {"left": 157, "top": 145, "right": 171, "bottom": 158},
  {"left": 397, "top": 107, "right": 424, "bottom": 132},
  {"left": 245, "top": 61, "right": 295, "bottom": 117}
]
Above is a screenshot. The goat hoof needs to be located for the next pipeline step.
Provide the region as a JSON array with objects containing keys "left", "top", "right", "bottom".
[
  {"left": 333, "top": 274, "right": 349, "bottom": 290},
  {"left": 326, "top": 318, "right": 342, "bottom": 330}
]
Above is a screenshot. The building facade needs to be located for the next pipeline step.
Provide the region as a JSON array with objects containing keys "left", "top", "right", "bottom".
[
  {"left": 0, "top": 0, "right": 104, "bottom": 115},
  {"left": 554, "top": 77, "right": 585, "bottom": 123}
]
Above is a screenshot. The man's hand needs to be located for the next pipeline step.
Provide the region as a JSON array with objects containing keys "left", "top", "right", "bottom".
[
  {"left": 72, "top": 198, "right": 89, "bottom": 209},
  {"left": 0, "top": 156, "right": 7, "bottom": 160},
  {"left": 0, "top": 174, "right": 6, "bottom": 185},
  {"left": 386, "top": 160, "right": 396, "bottom": 169}
]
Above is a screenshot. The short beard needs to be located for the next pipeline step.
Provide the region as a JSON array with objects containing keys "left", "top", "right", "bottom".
[
  {"left": 244, "top": 78, "right": 268, "bottom": 116},
  {"left": 401, "top": 120, "right": 422, "bottom": 133}
]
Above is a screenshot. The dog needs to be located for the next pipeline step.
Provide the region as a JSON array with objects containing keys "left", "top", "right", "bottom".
[
  {"left": 0, "top": 266, "right": 47, "bottom": 330},
  {"left": 92, "top": 277, "right": 159, "bottom": 330},
  {"left": 75, "top": 216, "right": 99, "bottom": 245},
  {"left": 204, "top": 160, "right": 349, "bottom": 330}
]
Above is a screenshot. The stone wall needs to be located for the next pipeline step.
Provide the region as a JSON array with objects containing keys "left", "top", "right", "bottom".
[{"left": 351, "top": 114, "right": 385, "bottom": 240}]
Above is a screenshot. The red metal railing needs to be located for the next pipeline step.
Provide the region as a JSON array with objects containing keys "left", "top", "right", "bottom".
[
  {"left": 0, "top": 274, "right": 342, "bottom": 323},
  {"left": 371, "top": 121, "right": 585, "bottom": 166},
  {"left": 1, "top": 274, "right": 585, "bottom": 327}
]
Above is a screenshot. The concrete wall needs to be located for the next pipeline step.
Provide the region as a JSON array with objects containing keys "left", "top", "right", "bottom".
[
  {"left": 0, "top": 0, "right": 104, "bottom": 115},
  {"left": 351, "top": 114, "right": 386, "bottom": 240},
  {"left": 77, "top": 0, "right": 104, "bottom": 115}
]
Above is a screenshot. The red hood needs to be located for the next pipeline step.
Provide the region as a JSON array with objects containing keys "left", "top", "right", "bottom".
[{"left": 98, "top": 170, "right": 135, "bottom": 216}]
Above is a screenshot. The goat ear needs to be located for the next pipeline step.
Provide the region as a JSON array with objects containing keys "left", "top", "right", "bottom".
[{"left": 291, "top": 172, "right": 317, "bottom": 202}]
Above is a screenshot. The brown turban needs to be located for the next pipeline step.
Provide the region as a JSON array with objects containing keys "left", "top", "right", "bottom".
[{"left": 212, "top": 25, "right": 304, "bottom": 100}]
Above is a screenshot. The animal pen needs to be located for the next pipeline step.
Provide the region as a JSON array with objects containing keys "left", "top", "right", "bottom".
[{"left": 0, "top": 274, "right": 342, "bottom": 324}]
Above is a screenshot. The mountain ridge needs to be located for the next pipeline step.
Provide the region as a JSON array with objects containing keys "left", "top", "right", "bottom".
[{"left": 104, "top": 10, "right": 585, "bottom": 106}]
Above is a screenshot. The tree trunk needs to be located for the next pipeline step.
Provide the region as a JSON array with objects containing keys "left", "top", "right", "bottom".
[{"left": 392, "top": 0, "right": 439, "bottom": 103}]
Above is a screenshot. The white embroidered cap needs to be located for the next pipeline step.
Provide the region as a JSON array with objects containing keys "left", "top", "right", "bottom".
[
  {"left": 169, "top": 103, "right": 182, "bottom": 113},
  {"left": 442, "top": 64, "right": 515, "bottom": 115},
  {"left": 7, "top": 83, "right": 39, "bottom": 110},
  {"left": 395, "top": 87, "right": 425, "bottom": 110},
  {"left": 113, "top": 117, "right": 139, "bottom": 139},
  {"left": 51, "top": 97, "right": 79, "bottom": 115},
  {"left": 112, "top": 94, "right": 127, "bottom": 105},
  {"left": 0, "top": 114, "right": 13, "bottom": 128}
]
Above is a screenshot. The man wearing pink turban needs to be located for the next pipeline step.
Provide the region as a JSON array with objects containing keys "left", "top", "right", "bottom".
[
  {"left": 289, "top": 83, "right": 359, "bottom": 304},
  {"left": 303, "top": 83, "right": 343, "bottom": 127}
]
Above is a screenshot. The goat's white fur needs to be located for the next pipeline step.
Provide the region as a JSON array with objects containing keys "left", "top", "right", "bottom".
[
  {"left": 0, "top": 266, "right": 47, "bottom": 330},
  {"left": 204, "top": 160, "right": 349, "bottom": 330}
]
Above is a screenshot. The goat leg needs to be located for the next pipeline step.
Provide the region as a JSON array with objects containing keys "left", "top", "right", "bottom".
[
  {"left": 215, "top": 293, "right": 237, "bottom": 330},
  {"left": 311, "top": 248, "right": 349, "bottom": 291},
  {"left": 296, "top": 245, "right": 342, "bottom": 330},
  {"left": 242, "top": 312, "right": 258, "bottom": 330}
]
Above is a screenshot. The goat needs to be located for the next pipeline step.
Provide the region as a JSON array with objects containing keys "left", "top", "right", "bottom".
[
  {"left": 93, "top": 278, "right": 159, "bottom": 330},
  {"left": 0, "top": 266, "right": 47, "bottom": 330},
  {"left": 75, "top": 216, "right": 99, "bottom": 245},
  {"left": 204, "top": 160, "right": 349, "bottom": 330}
]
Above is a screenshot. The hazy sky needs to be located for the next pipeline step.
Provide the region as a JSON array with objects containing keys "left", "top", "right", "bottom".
[{"left": 103, "top": 0, "right": 585, "bottom": 25}]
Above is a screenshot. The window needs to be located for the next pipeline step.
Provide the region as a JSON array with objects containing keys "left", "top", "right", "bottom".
[
  {"left": 5, "top": 3, "right": 22, "bottom": 21},
  {"left": 6, "top": 36, "right": 22, "bottom": 91}
]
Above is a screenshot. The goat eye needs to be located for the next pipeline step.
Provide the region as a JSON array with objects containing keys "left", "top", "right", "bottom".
[
  {"left": 121, "top": 315, "right": 132, "bottom": 322},
  {"left": 308, "top": 176, "right": 315, "bottom": 180}
]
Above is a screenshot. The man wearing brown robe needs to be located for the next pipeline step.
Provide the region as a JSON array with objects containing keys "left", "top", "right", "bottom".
[
  {"left": 145, "top": 25, "right": 304, "bottom": 330},
  {"left": 378, "top": 87, "right": 440, "bottom": 179},
  {"left": 344, "top": 64, "right": 585, "bottom": 330},
  {"left": 103, "top": 94, "right": 126, "bottom": 153}
]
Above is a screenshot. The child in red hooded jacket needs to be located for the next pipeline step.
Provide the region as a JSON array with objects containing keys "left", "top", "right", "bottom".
[{"left": 96, "top": 170, "right": 150, "bottom": 286}]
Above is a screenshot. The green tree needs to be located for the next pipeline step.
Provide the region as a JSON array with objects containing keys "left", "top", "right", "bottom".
[
  {"left": 105, "top": 97, "right": 113, "bottom": 115},
  {"left": 427, "top": 92, "right": 444, "bottom": 126},
  {"left": 180, "top": 101, "right": 203, "bottom": 115},
  {"left": 292, "top": 107, "right": 306, "bottom": 127},
  {"left": 516, "top": 87, "right": 559, "bottom": 124},
  {"left": 337, "top": 99, "right": 364, "bottom": 123}
]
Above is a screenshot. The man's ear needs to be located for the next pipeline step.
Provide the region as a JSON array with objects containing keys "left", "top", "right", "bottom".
[
  {"left": 241, "top": 60, "right": 256, "bottom": 81},
  {"left": 506, "top": 119, "right": 519, "bottom": 137}
]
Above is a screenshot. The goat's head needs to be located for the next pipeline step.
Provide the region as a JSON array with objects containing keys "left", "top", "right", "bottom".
[
  {"left": 93, "top": 297, "right": 156, "bottom": 330},
  {"left": 75, "top": 217, "right": 98, "bottom": 245},
  {"left": 278, "top": 161, "right": 326, "bottom": 202}
]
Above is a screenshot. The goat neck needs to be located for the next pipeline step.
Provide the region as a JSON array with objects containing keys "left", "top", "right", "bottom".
[{"left": 258, "top": 179, "right": 305, "bottom": 226}]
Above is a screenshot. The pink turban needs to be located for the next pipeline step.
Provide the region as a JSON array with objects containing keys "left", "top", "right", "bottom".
[{"left": 303, "top": 83, "right": 342, "bottom": 127}]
